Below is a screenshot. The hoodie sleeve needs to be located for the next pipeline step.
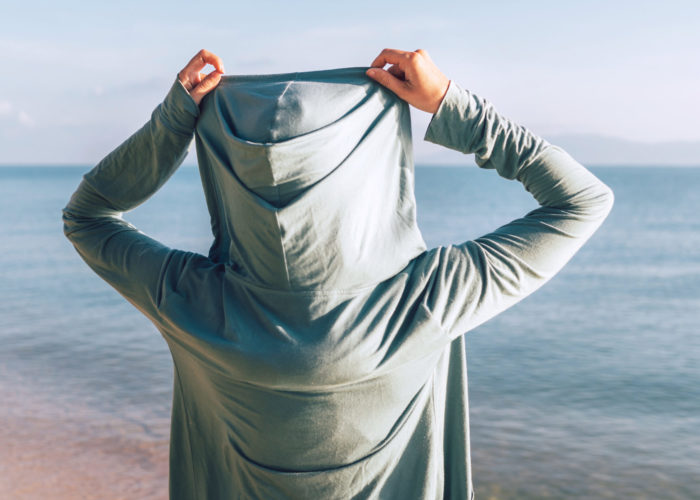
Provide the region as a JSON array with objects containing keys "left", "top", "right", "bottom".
[
  {"left": 420, "top": 80, "right": 614, "bottom": 338},
  {"left": 62, "top": 75, "right": 202, "bottom": 321}
]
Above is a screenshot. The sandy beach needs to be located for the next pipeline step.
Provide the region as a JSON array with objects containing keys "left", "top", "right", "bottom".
[{"left": 0, "top": 377, "right": 169, "bottom": 500}]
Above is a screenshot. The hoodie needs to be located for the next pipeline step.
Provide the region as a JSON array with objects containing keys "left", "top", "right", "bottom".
[{"left": 63, "top": 67, "right": 614, "bottom": 499}]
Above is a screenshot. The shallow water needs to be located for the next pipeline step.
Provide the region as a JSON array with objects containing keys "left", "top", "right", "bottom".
[{"left": 1, "top": 165, "right": 698, "bottom": 499}]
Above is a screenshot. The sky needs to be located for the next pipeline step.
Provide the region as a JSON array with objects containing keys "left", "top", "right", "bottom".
[{"left": 1, "top": 0, "right": 699, "bottom": 165}]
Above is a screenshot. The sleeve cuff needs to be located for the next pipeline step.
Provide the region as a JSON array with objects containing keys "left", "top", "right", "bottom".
[
  {"left": 155, "top": 74, "right": 201, "bottom": 135},
  {"left": 422, "top": 79, "right": 474, "bottom": 154}
]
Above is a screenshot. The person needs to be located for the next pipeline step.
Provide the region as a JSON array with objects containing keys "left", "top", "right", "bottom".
[{"left": 63, "top": 48, "right": 614, "bottom": 499}]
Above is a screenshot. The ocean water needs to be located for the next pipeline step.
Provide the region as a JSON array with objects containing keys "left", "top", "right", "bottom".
[{"left": 0, "top": 165, "right": 698, "bottom": 499}]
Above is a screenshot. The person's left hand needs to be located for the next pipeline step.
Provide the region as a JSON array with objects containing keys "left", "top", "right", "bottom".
[{"left": 178, "top": 49, "right": 225, "bottom": 106}]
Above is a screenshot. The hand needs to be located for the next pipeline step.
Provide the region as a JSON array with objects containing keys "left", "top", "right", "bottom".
[
  {"left": 366, "top": 48, "right": 450, "bottom": 114},
  {"left": 178, "top": 49, "right": 225, "bottom": 106}
]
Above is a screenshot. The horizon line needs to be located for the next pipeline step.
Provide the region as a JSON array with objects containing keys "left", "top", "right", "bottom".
[{"left": 2, "top": 163, "right": 699, "bottom": 169}]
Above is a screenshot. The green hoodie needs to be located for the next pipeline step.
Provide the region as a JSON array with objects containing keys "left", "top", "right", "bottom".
[{"left": 63, "top": 67, "right": 614, "bottom": 499}]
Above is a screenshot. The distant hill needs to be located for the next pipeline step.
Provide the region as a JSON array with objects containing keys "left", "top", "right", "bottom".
[
  {"left": 544, "top": 134, "right": 700, "bottom": 167},
  {"left": 413, "top": 132, "right": 700, "bottom": 167}
]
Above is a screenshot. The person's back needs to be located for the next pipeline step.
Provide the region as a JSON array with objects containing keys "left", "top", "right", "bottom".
[{"left": 63, "top": 48, "right": 614, "bottom": 499}]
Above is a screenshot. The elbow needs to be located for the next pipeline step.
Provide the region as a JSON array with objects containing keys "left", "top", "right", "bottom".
[
  {"left": 561, "top": 180, "right": 615, "bottom": 223},
  {"left": 62, "top": 194, "right": 88, "bottom": 242},
  {"left": 600, "top": 183, "right": 615, "bottom": 218},
  {"left": 582, "top": 182, "right": 615, "bottom": 221},
  {"left": 581, "top": 182, "right": 615, "bottom": 226},
  {"left": 62, "top": 205, "right": 77, "bottom": 241},
  {"left": 61, "top": 178, "right": 103, "bottom": 241},
  {"left": 62, "top": 182, "right": 82, "bottom": 241}
]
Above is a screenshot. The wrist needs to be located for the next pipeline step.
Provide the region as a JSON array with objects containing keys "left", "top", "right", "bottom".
[
  {"left": 156, "top": 74, "right": 200, "bottom": 135},
  {"left": 430, "top": 79, "right": 450, "bottom": 114}
]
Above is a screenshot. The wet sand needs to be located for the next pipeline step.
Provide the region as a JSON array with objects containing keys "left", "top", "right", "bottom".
[
  {"left": 0, "top": 414, "right": 168, "bottom": 499},
  {"left": 0, "top": 379, "right": 169, "bottom": 500}
]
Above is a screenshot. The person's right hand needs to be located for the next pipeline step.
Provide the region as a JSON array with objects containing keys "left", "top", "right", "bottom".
[{"left": 366, "top": 48, "right": 450, "bottom": 114}]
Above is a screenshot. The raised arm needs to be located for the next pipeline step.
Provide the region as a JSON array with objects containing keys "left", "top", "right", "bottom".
[
  {"left": 62, "top": 49, "right": 224, "bottom": 321},
  {"left": 368, "top": 48, "right": 614, "bottom": 337}
]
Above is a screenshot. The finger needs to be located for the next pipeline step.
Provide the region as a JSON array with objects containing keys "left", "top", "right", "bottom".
[
  {"left": 365, "top": 68, "right": 406, "bottom": 97},
  {"left": 183, "top": 52, "right": 205, "bottom": 75},
  {"left": 184, "top": 49, "right": 225, "bottom": 76},
  {"left": 387, "top": 64, "right": 405, "bottom": 81},
  {"left": 414, "top": 48, "right": 435, "bottom": 65},
  {"left": 183, "top": 71, "right": 202, "bottom": 90},
  {"left": 178, "top": 70, "right": 193, "bottom": 91},
  {"left": 198, "top": 49, "right": 225, "bottom": 73},
  {"left": 369, "top": 48, "right": 413, "bottom": 69},
  {"left": 190, "top": 70, "right": 223, "bottom": 102}
]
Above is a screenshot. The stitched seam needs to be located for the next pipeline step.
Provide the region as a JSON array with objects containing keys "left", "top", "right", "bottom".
[
  {"left": 273, "top": 211, "right": 292, "bottom": 288},
  {"left": 268, "top": 77, "right": 295, "bottom": 151}
]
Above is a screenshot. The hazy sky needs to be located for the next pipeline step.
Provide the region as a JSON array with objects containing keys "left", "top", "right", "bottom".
[{"left": 1, "top": 0, "right": 698, "bottom": 165}]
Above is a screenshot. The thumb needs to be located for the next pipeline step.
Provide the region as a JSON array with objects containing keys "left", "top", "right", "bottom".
[
  {"left": 190, "top": 70, "right": 223, "bottom": 105},
  {"left": 366, "top": 68, "right": 406, "bottom": 98}
]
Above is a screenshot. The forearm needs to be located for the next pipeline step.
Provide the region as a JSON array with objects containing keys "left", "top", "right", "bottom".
[
  {"left": 424, "top": 79, "right": 614, "bottom": 221},
  {"left": 63, "top": 75, "right": 199, "bottom": 226}
]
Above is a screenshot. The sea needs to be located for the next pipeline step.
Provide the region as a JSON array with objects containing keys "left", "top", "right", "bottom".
[{"left": 0, "top": 164, "right": 698, "bottom": 499}]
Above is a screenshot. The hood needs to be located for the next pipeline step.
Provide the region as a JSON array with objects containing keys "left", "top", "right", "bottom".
[{"left": 194, "top": 67, "right": 427, "bottom": 291}]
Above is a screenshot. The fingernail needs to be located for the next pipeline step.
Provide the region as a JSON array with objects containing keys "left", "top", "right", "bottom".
[{"left": 366, "top": 69, "right": 376, "bottom": 76}]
